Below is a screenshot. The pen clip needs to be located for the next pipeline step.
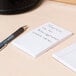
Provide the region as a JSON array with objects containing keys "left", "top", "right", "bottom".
[{"left": 0, "top": 44, "right": 8, "bottom": 51}]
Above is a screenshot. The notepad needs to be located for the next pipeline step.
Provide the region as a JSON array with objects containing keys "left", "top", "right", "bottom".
[
  {"left": 52, "top": 43, "right": 76, "bottom": 72},
  {"left": 12, "top": 23, "right": 72, "bottom": 58}
]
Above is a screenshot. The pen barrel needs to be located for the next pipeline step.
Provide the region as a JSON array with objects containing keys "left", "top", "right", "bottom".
[
  {"left": 3, "top": 27, "right": 24, "bottom": 44},
  {"left": 0, "top": 35, "right": 14, "bottom": 47},
  {"left": 0, "top": 27, "right": 24, "bottom": 49},
  {"left": 0, "top": 43, "right": 5, "bottom": 49},
  {"left": 12, "top": 27, "right": 24, "bottom": 37}
]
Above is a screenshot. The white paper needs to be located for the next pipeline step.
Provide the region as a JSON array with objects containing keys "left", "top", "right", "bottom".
[
  {"left": 12, "top": 23, "right": 72, "bottom": 58},
  {"left": 52, "top": 43, "right": 76, "bottom": 72}
]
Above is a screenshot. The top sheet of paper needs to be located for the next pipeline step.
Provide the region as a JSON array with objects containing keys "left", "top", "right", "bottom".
[
  {"left": 12, "top": 23, "right": 72, "bottom": 58},
  {"left": 52, "top": 43, "right": 76, "bottom": 72}
]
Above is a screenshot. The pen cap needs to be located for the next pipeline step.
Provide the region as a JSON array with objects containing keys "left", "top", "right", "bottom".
[{"left": 0, "top": 0, "right": 41, "bottom": 15}]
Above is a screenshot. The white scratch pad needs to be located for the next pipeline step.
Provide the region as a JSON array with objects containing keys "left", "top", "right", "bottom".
[
  {"left": 12, "top": 23, "right": 72, "bottom": 58},
  {"left": 53, "top": 43, "right": 76, "bottom": 72}
]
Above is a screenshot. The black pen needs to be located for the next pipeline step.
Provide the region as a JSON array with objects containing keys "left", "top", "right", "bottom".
[{"left": 0, "top": 25, "right": 28, "bottom": 51}]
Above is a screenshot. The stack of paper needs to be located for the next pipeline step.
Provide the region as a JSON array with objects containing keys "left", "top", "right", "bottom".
[
  {"left": 12, "top": 23, "right": 72, "bottom": 58},
  {"left": 53, "top": 43, "right": 76, "bottom": 72}
]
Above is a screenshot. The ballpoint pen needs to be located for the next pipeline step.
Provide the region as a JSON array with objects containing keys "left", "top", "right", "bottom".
[{"left": 0, "top": 25, "right": 28, "bottom": 51}]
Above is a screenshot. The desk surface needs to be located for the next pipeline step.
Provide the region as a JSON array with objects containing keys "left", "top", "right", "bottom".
[{"left": 0, "top": 0, "right": 76, "bottom": 76}]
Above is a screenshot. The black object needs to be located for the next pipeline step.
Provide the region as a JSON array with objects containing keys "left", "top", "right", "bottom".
[{"left": 0, "top": 0, "right": 41, "bottom": 14}]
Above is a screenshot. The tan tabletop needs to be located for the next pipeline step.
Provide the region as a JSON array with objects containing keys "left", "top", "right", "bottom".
[
  {"left": 54, "top": 0, "right": 76, "bottom": 4},
  {"left": 0, "top": 0, "right": 76, "bottom": 76}
]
